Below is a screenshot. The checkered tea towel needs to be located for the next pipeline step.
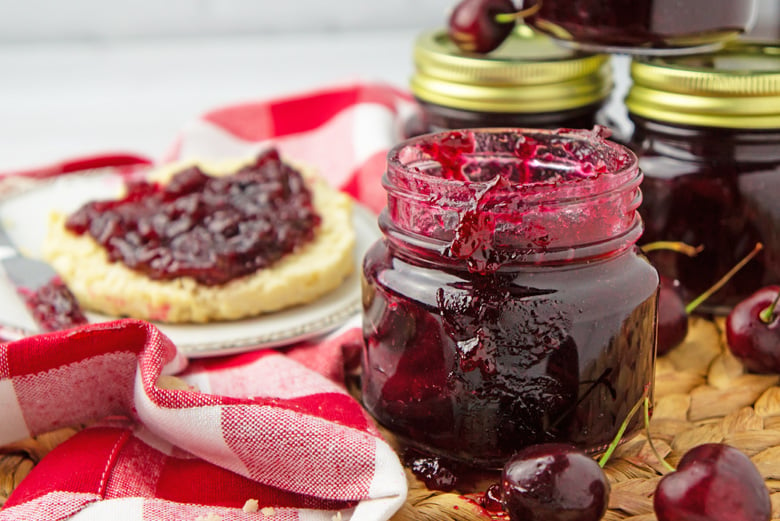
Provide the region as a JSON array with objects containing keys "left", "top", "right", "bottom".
[{"left": 0, "top": 82, "right": 419, "bottom": 520}]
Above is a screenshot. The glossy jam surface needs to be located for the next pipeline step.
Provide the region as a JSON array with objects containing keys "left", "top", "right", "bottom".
[
  {"left": 21, "top": 279, "right": 88, "bottom": 332},
  {"left": 65, "top": 149, "right": 320, "bottom": 286},
  {"left": 363, "top": 244, "right": 656, "bottom": 467},
  {"left": 362, "top": 129, "right": 657, "bottom": 467},
  {"left": 632, "top": 119, "right": 780, "bottom": 310},
  {"left": 528, "top": 0, "right": 755, "bottom": 51}
]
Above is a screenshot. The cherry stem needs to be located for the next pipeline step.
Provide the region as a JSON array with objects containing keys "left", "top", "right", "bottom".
[
  {"left": 641, "top": 241, "right": 703, "bottom": 258},
  {"left": 685, "top": 242, "right": 764, "bottom": 315},
  {"left": 597, "top": 386, "right": 648, "bottom": 468},
  {"left": 494, "top": 3, "right": 541, "bottom": 23},
  {"left": 644, "top": 396, "right": 675, "bottom": 472},
  {"left": 759, "top": 290, "right": 780, "bottom": 324}
]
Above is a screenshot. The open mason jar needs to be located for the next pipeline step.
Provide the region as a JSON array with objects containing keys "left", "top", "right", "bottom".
[
  {"left": 361, "top": 128, "right": 659, "bottom": 467},
  {"left": 525, "top": 0, "right": 758, "bottom": 56}
]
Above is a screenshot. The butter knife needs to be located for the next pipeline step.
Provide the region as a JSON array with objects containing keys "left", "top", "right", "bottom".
[{"left": 0, "top": 223, "right": 88, "bottom": 333}]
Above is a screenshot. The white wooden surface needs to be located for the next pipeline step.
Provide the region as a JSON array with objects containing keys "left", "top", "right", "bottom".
[
  {"left": 0, "top": 0, "right": 776, "bottom": 173},
  {"left": 0, "top": 30, "right": 420, "bottom": 172}
]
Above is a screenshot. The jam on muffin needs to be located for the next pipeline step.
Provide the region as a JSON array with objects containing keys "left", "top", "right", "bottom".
[{"left": 43, "top": 149, "right": 355, "bottom": 323}]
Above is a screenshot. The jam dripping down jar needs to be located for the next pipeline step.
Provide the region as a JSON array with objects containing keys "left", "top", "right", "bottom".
[
  {"left": 361, "top": 128, "right": 659, "bottom": 467},
  {"left": 627, "top": 41, "right": 780, "bottom": 312},
  {"left": 406, "top": 26, "right": 613, "bottom": 137},
  {"left": 525, "top": 0, "right": 758, "bottom": 56}
]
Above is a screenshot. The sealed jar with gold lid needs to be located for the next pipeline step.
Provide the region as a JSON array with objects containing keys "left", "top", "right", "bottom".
[
  {"left": 407, "top": 26, "right": 613, "bottom": 135},
  {"left": 627, "top": 41, "right": 780, "bottom": 310}
]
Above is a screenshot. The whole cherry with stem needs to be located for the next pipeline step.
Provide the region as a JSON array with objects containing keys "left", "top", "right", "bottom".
[
  {"left": 497, "top": 388, "right": 649, "bottom": 521},
  {"left": 654, "top": 443, "right": 771, "bottom": 521},
  {"left": 643, "top": 241, "right": 703, "bottom": 356},
  {"left": 448, "top": 0, "right": 540, "bottom": 53},
  {"left": 726, "top": 285, "right": 780, "bottom": 374},
  {"left": 628, "top": 393, "right": 770, "bottom": 521},
  {"left": 646, "top": 242, "right": 764, "bottom": 356}
]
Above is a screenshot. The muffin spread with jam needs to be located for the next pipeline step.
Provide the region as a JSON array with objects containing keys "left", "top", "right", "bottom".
[{"left": 43, "top": 149, "right": 355, "bottom": 323}]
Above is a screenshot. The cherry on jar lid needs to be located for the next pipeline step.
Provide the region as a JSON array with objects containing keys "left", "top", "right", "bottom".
[
  {"left": 626, "top": 41, "right": 780, "bottom": 129},
  {"left": 410, "top": 26, "right": 612, "bottom": 115}
]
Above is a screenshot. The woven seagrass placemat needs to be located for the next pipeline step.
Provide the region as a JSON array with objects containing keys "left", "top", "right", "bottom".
[{"left": 3, "top": 317, "right": 780, "bottom": 520}]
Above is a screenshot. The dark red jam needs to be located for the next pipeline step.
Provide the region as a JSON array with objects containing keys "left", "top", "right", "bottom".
[
  {"left": 65, "top": 149, "right": 320, "bottom": 286},
  {"left": 632, "top": 119, "right": 780, "bottom": 310},
  {"left": 361, "top": 128, "right": 658, "bottom": 468},
  {"left": 20, "top": 278, "right": 88, "bottom": 332},
  {"left": 406, "top": 101, "right": 606, "bottom": 139},
  {"left": 528, "top": 0, "right": 756, "bottom": 52}
]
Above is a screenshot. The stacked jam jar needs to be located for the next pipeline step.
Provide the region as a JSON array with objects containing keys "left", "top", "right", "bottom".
[{"left": 361, "top": 0, "right": 776, "bottom": 475}]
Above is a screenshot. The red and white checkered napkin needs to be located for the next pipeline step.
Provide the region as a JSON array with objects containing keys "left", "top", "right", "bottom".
[
  {"left": 0, "top": 82, "right": 420, "bottom": 520},
  {"left": 168, "top": 82, "right": 418, "bottom": 215}
]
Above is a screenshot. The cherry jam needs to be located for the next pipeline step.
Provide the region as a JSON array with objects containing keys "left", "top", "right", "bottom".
[
  {"left": 20, "top": 279, "right": 88, "bottom": 332},
  {"left": 527, "top": 0, "right": 756, "bottom": 54},
  {"left": 361, "top": 128, "right": 658, "bottom": 467},
  {"left": 65, "top": 149, "right": 320, "bottom": 286}
]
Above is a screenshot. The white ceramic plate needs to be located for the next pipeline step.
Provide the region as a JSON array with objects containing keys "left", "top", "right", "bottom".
[{"left": 0, "top": 169, "right": 379, "bottom": 357}]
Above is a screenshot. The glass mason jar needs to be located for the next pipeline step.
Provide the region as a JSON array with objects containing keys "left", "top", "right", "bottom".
[
  {"left": 406, "top": 26, "right": 613, "bottom": 137},
  {"left": 627, "top": 41, "right": 780, "bottom": 311},
  {"left": 361, "top": 128, "right": 659, "bottom": 467},
  {"left": 525, "top": 0, "right": 757, "bottom": 56}
]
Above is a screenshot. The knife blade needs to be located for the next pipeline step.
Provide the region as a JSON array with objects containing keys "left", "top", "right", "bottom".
[{"left": 0, "top": 222, "right": 89, "bottom": 333}]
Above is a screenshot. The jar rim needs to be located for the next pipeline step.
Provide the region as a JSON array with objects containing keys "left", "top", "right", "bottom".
[
  {"left": 382, "top": 128, "right": 644, "bottom": 270},
  {"left": 386, "top": 127, "right": 639, "bottom": 202}
]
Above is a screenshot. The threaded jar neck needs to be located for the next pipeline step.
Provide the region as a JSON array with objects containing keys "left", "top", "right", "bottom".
[{"left": 381, "top": 128, "right": 644, "bottom": 272}]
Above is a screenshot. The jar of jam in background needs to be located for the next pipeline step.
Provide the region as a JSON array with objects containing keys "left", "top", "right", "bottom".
[
  {"left": 526, "top": 0, "right": 757, "bottom": 55},
  {"left": 407, "top": 26, "right": 613, "bottom": 136},
  {"left": 626, "top": 42, "right": 780, "bottom": 311},
  {"left": 361, "top": 128, "right": 658, "bottom": 468}
]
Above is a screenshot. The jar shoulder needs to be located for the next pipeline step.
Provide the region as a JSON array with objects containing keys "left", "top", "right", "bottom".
[{"left": 364, "top": 240, "right": 658, "bottom": 312}]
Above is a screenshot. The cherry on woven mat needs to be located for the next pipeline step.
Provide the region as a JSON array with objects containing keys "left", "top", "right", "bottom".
[
  {"left": 448, "top": 0, "right": 517, "bottom": 53},
  {"left": 656, "top": 275, "right": 688, "bottom": 356},
  {"left": 654, "top": 243, "right": 763, "bottom": 356},
  {"left": 654, "top": 443, "right": 771, "bottom": 521},
  {"left": 726, "top": 285, "right": 780, "bottom": 374},
  {"left": 500, "top": 443, "right": 609, "bottom": 521}
]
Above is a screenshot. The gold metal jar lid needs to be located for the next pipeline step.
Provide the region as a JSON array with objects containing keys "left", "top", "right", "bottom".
[
  {"left": 626, "top": 41, "right": 780, "bottom": 129},
  {"left": 410, "top": 26, "right": 613, "bottom": 114}
]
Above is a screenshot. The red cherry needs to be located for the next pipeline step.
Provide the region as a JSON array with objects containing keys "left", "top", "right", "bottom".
[
  {"left": 501, "top": 443, "right": 609, "bottom": 521},
  {"left": 657, "top": 275, "right": 688, "bottom": 356},
  {"left": 448, "top": 0, "right": 517, "bottom": 53},
  {"left": 654, "top": 443, "right": 771, "bottom": 521},
  {"left": 726, "top": 285, "right": 780, "bottom": 374},
  {"left": 650, "top": 243, "right": 764, "bottom": 356}
]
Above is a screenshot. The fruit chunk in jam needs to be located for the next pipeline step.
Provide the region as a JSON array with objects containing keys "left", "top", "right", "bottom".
[
  {"left": 20, "top": 278, "right": 88, "bottom": 332},
  {"left": 65, "top": 149, "right": 320, "bottom": 286},
  {"left": 361, "top": 128, "right": 658, "bottom": 467}
]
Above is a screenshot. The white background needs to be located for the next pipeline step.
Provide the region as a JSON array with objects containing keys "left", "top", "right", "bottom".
[{"left": 0, "top": 0, "right": 777, "bottom": 172}]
